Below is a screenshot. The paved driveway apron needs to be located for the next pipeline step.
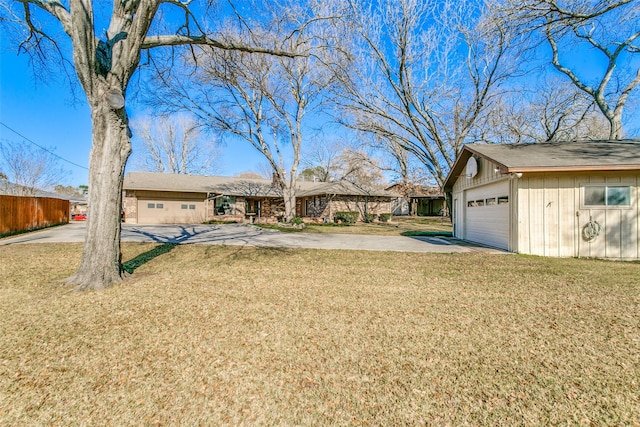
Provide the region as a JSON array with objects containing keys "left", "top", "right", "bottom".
[{"left": 1, "top": 222, "right": 504, "bottom": 254}]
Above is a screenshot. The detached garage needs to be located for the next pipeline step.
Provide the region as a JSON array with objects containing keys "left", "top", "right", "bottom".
[{"left": 444, "top": 141, "right": 640, "bottom": 260}]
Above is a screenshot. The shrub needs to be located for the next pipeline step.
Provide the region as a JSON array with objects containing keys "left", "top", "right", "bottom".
[
  {"left": 379, "top": 213, "right": 392, "bottom": 223},
  {"left": 363, "top": 213, "right": 376, "bottom": 223},
  {"left": 334, "top": 211, "right": 359, "bottom": 225},
  {"left": 290, "top": 217, "right": 304, "bottom": 225}
]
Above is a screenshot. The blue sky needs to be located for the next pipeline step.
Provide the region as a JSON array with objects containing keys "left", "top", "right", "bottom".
[
  {"left": 0, "top": 50, "right": 93, "bottom": 186},
  {"left": 1, "top": 2, "right": 638, "bottom": 189},
  {"left": 0, "top": 50, "right": 269, "bottom": 187}
]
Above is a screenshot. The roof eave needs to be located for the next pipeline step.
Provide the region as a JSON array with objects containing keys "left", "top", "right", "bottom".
[
  {"left": 124, "top": 186, "right": 209, "bottom": 193},
  {"left": 504, "top": 165, "right": 640, "bottom": 173},
  {"left": 443, "top": 144, "right": 640, "bottom": 192}
]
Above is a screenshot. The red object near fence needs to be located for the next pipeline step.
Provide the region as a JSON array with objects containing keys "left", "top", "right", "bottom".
[{"left": 0, "top": 195, "right": 70, "bottom": 236}]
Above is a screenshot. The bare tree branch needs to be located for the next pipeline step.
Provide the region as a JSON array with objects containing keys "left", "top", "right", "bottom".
[
  {"left": 492, "top": 0, "right": 640, "bottom": 139},
  {"left": 332, "top": 0, "right": 515, "bottom": 187}
]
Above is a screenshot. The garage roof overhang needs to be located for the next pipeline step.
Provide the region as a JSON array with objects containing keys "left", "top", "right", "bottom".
[{"left": 444, "top": 141, "right": 640, "bottom": 192}]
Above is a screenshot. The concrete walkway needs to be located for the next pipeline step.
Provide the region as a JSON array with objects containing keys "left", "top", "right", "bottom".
[{"left": 1, "top": 222, "right": 505, "bottom": 254}]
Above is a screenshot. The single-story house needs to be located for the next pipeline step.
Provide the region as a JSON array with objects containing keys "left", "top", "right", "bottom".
[
  {"left": 385, "top": 183, "right": 447, "bottom": 216},
  {"left": 122, "top": 172, "right": 398, "bottom": 224},
  {"left": 443, "top": 140, "right": 640, "bottom": 260}
]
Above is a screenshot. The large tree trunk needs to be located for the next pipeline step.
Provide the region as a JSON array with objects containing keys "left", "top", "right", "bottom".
[
  {"left": 609, "top": 115, "right": 624, "bottom": 140},
  {"left": 66, "top": 102, "right": 132, "bottom": 291},
  {"left": 282, "top": 184, "right": 297, "bottom": 222}
]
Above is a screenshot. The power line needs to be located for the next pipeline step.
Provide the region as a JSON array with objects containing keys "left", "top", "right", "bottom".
[{"left": 0, "top": 121, "right": 89, "bottom": 170}]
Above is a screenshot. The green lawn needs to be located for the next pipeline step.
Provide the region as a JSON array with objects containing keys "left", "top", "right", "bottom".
[{"left": 1, "top": 243, "right": 639, "bottom": 425}]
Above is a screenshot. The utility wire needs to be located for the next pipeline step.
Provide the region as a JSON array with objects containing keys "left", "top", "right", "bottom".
[{"left": 0, "top": 121, "right": 89, "bottom": 170}]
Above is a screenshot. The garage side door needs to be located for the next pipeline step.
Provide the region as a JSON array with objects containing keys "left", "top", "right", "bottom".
[
  {"left": 137, "top": 199, "right": 205, "bottom": 224},
  {"left": 465, "top": 181, "right": 510, "bottom": 250}
]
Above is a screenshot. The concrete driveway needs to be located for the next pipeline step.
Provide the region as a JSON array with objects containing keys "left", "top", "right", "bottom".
[{"left": 1, "top": 222, "right": 504, "bottom": 254}]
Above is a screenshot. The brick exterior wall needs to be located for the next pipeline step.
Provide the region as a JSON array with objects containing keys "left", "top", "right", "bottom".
[
  {"left": 299, "top": 195, "right": 393, "bottom": 223},
  {"left": 123, "top": 190, "right": 138, "bottom": 224},
  {"left": 123, "top": 190, "right": 394, "bottom": 224},
  {"left": 208, "top": 197, "right": 286, "bottom": 223}
]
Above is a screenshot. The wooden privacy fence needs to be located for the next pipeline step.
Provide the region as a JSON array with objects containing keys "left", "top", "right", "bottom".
[{"left": 0, "top": 195, "right": 70, "bottom": 236}]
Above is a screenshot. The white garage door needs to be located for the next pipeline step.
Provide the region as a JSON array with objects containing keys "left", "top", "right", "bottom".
[
  {"left": 465, "top": 181, "right": 510, "bottom": 250},
  {"left": 137, "top": 199, "right": 205, "bottom": 224}
]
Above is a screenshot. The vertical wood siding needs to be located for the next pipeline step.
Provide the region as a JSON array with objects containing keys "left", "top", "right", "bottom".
[
  {"left": 0, "top": 195, "right": 70, "bottom": 236},
  {"left": 451, "top": 156, "right": 639, "bottom": 259},
  {"left": 517, "top": 172, "right": 639, "bottom": 260}
]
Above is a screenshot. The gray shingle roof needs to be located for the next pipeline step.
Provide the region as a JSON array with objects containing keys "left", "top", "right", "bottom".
[
  {"left": 123, "top": 172, "right": 398, "bottom": 198},
  {"left": 467, "top": 140, "right": 640, "bottom": 170},
  {"left": 0, "top": 181, "right": 86, "bottom": 202},
  {"left": 444, "top": 140, "right": 640, "bottom": 191},
  {"left": 296, "top": 180, "right": 397, "bottom": 197}
]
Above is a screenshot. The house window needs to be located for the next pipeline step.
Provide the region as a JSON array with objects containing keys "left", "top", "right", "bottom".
[
  {"left": 147, "top": 203, "right": 155, "bottom": 209},
  {"left": 584, "top": 185, "right": 631, "bottom": 207},
  {"left": 181, "top": 204, "right": 188, "bottom": 209},
  {"left": 215, "top": 196, "right": 236, "bottom": 215},
  {"left": 189, "top": 204, "right": 196, "bottom": 210},
  {"left": 608, "top": 187, "right": 631, "bottom": 205},
  {"left": 156, "top": 203, "right": 164, "bottom": 209},
  {"left": 246, "top": 200, "right": 260, "bottom": 214},
  {"left": 469, "top": 196, "right": 507, "bottom": 208}
]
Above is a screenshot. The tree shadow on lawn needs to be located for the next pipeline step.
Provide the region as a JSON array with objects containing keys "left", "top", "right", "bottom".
[
  {"left": 122, "top": 243, "right": 294, "bottom": 275},
  {"left": 122, "top": 243, "right": 177, "bottom": 274},
  {"left": 203, "top": 242, "right": 295, "bottom": 263}
]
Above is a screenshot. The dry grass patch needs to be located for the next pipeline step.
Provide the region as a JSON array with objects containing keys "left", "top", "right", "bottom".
[
  {"left": 1, "top": 243, "right": 639, "bottom": 425},
  {"left": 302, "top": 215, "right": 452, "bottom": 236}
]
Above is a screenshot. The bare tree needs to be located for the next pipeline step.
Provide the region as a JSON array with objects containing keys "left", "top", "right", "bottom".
[
  {"left": 360, "top": 135, "right": 436, "bottom": 187},
  {"left": 2, "top": 1, "right": 297, "bottom": 290},
  {"left": 479, "top": 77, "right": 611, "bottom": 144},
  {"left": 300, "top": 134, "right": 425, "bottom": 187},
  {"left": 148, "top": 3, "right": 336, "bottom": 221},
  {"left": 299, "top": 138, "right": 346, "bottom": 182},
  {"left": 298, "top": 166, "right": 330, "bottom": 182},
  {"left": 331, "top": 0, "right": 514, "bottom": 187},
  {"left": 334, "top": 148, "right": 386, "bottom": 188},
  {"left": 0, "top": 140, "right": 67, "bottom": 195},
  {"left": 300, "top": 136, "right": 397, "bottom": 186},
  {"left": 130, "top": 114, "right": 219, "bottom": 175},
  {"left": 490, "top": 0, "right": 640, "bottom": 139}
]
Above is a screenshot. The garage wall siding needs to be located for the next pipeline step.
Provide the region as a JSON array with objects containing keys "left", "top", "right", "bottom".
[
  {"left": 516, "top": 172, "right": 640, "bottom": 260},
  {"left": 517, "top": 175, "right": 571, "bottom": 257}
]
